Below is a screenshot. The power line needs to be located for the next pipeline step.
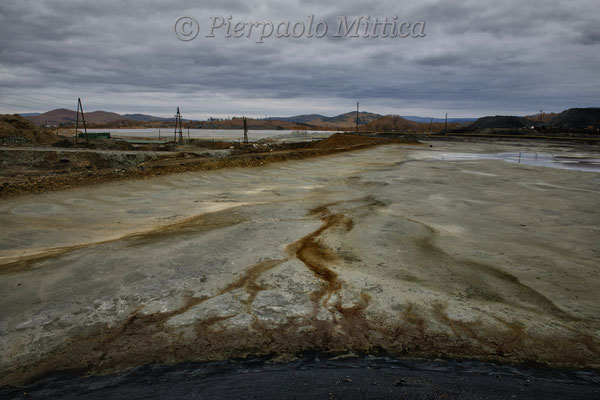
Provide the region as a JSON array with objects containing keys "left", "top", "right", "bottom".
[
  {"left": 0, "top": 84, "right": 232, "bottom": 119},
  {"left": 0, "top": 101, "right": 47, "bottom": 109},
  {"left": 178, "top": 106, "right": 207, "bottom": 120},
  {"left": 0, "top": 92, "right": 67, "bottom": 109},
  {"left": 0, "top": 84, "right": 216, "bottom": 117},
  {"left": 0, "top": 83, "right": 75, "bottom": 102},
  {"left": 0, "top": 84, "right": 133, "bottom": 111}
]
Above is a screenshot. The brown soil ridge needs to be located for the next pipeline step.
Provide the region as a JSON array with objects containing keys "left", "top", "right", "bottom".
[{"left": 0, "top": 134, "right": 412, "bottom": 199}]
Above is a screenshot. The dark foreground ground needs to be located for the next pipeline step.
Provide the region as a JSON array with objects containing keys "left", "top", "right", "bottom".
[{"left": 1, "top": 356, "right": 599, "bottom": 400}]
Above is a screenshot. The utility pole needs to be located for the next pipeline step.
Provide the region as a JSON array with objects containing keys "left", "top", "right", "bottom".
[
  {"left": 75, "top": 107, "right": 78, "bottom": 144},
  {"left": 356, "top": 102, "right": 359, "bottom": 133},
  {"left": 74, "top": 98, "right": 89, "bottom": 143},
  {"left": 243, "top": 117, "right": 249, "bottom": 145},
  {"left": 429, "top": 117, "right": 433, "bottom": 135},
  {"left": 444, "top": 113, "right": 448, "bottom": 136},
  {"left": 539, "top": 110, "right": 543, "bottom": 125},
  {"left": 174, "top": 107, "right": 183, "bottom": 143}
]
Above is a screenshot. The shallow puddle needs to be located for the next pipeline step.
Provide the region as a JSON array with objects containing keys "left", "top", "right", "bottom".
[{"left": 431, "top": 152, "right": 600, "bottom": 172}]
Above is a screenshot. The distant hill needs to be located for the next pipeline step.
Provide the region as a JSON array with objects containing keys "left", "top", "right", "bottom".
[
  {"left": 22, "top": 109, "right": 320, "bottom": 130},
  {"left": 269, "top": 113, "right": 477, "bottom": 128},
  {"left": 464, "top": 116, "right": 531, "bottom": 132},
  {"left": 123, "top": 114, "right": 174, "bottom": 122},
  {"left": 26, "top": 108, "right": 127, "bottom": 125},
  {"left": 548, "top": 108, "right": 600, "bottom": 130},
  {"left": 326, "top": 111, "right": 381, "bottom": 124},
  {"left": 307, "top": 112, "right": 383, "bottom": 129},
  {"left": 268, "top": 114, "right": 328, "bottom": 124},
  {"left": 25, "top": 107, "right": 598, "bottom": 132},
  {"left": 190, "top": 116, "right": 312, "bottom": 131},
  {"left": 460, "top": 109, "right": 600, "bottom": 134},
  {"left": 360, "top": 115, "right": 460, "bottom": 133},
  {"left": 402, "top": 116, "right": 478, "bottom": 124},
  {"left": 523, "top": 112, "right": 558, "bottom": 124},
  {"left": 269, "top": 112, "right": 382, "bottom": 129}
]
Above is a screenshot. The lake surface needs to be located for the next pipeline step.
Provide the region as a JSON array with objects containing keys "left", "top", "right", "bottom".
[{"left": 86, "top": 128, "right": 335, "bottom": 142}]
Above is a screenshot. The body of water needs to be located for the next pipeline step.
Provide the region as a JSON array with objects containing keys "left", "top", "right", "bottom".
[
  {"left": 432, "top": 152, "right": 600, "bottom": 172},
  {"left": 86, "top": 129, "right": 335, "bottom": 142}
]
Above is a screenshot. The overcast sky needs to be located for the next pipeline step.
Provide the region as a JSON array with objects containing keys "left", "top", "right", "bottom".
[{"left": 0, "top": 0, "right": 598, "bottom": 119}]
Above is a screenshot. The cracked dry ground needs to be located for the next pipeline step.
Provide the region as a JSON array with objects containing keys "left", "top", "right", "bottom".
[{"left": 1, "top": 141, "right": 599, "bottom": 386}]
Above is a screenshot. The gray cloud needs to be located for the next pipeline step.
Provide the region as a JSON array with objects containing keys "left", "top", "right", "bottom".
[{"left": 0, "top": 0, "right": 598, "bottom": 118}]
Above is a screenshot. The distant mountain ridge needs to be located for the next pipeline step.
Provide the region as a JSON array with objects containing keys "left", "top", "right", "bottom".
[
  {"left": 460, "top": 108, "right": 600, "bottom": 133},
  {"left": 21, "top": 108, "right": 598, "bottom": 132},
  {"left": 402, "top": 116, "right": 478, "bottom": 124},
  {"left": 26, "top": 108, "right": 127, "bottom": 125},
  {"left": 123, "top": 114, "right": 174, "bottom": 122},
  {"left": 268, "top": 111, "right": 383, "bottom": 129},
  {"left": 271, "top": 113, "right": 478, "bottom": 125},
  {"left": 268, "top": 114, "right": 328, "bottom": 124},
  {"left": 548, "top": 108, "right": 600, "bottom": 130},
  {"left": 24, "top": 109, "right": 385, "bottom": 128}
]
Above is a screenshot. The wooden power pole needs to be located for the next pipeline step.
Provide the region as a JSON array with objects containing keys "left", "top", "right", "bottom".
[
  {"left": 74, "top": 98, "right": 89, "bottom": 143},
  {"left": 444, "top": 113, "right": 448, "bottom": 136},
  {"left": 356, "top": 102, "right": 359, "bottom": 133},
  {"left": 243, "top": 117, "right": 249, "bottom": 145}
]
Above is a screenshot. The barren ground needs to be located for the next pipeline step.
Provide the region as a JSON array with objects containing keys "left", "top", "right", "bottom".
[
  {"left": 0, "top": 139, "right": 599, "bottom": 387},
  {"left": 0, "top": 134, "right": 396, "bottom": 198}
]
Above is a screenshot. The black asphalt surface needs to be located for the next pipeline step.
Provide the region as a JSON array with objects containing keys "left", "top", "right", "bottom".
[{"left": 1, "top": 355, "right": 599, "bottom": 400}]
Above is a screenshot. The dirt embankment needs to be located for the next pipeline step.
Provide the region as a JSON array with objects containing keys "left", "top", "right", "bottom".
[
  {"left": 312, "top": 133, "right": 393, "bottom": 148},
  {"left": 0, "top": 114, "right": 59, "bottom": 145},
  {"left": 0, "top": 134, "right": 409, "bottom": 198}
]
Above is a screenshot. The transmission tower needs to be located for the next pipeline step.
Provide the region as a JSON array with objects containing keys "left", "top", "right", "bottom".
[{"left": 174, "top": 107, "right": 183, "bottom": 143}]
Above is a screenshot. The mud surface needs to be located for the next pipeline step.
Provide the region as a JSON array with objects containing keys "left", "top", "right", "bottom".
[{"left": 1, "top": 140, "right": 599, "bottom": 387}]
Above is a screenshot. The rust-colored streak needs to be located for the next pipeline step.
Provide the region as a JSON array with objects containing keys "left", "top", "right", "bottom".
[
  {"left": 286, "top": 210, "right": 354, "bottom": 312},
  {"left": 219, "top": 259, "right": 286, "bottom": 305},
  {"left": 332, "top": 293, "right": 372, "bottom": 340},
  {"left": 402, "top": 303, "right": 427, "bottom": 337},
  {"left": 101, "top": 294, "right": 212, "bottom": 349}
]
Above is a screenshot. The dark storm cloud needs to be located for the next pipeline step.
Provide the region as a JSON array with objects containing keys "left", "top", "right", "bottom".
[
  {"left": 576, "top": 22, "right": 600, "bottom": 45},
  {"left": 0, "top": 0, "right": 598, "bottom": 118}
]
